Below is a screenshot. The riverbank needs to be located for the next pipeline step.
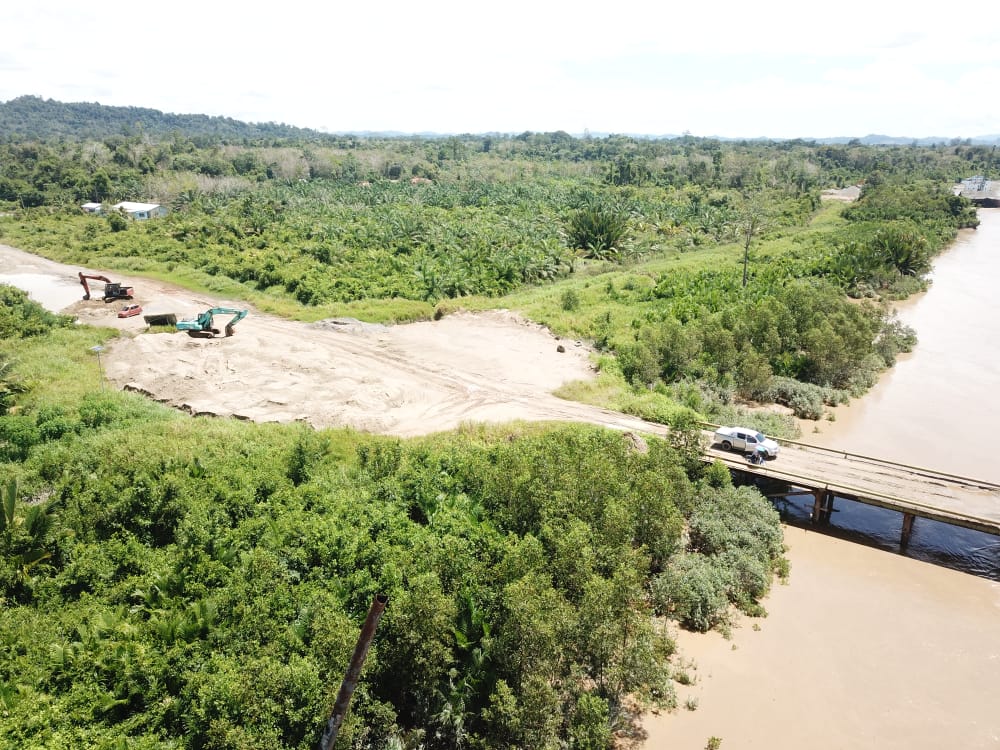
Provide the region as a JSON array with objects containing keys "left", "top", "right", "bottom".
[
  {"left": 805, "top": 212, "right": 1000, "bottom": 483},
  {"left": 642, "top": 210, "right": 1000, "bottom": 749},
  {"left": 643, "top": 526, "right": 1000, "bottom": 749},
  {"left": 4, "top": 222, "right": 998, "bottom": 748}
]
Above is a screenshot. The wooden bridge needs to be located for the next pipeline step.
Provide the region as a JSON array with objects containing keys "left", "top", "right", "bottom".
[{"left": 702, "top": 435, "right": 1000, "bottom": 547}]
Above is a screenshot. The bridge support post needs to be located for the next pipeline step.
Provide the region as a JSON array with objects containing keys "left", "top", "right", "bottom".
[
  {"left": 811, "top": 489, "right": 833, "bottom": 524},
  {"left": 900, "top": 513, "right": 916, "bottom": 549}
]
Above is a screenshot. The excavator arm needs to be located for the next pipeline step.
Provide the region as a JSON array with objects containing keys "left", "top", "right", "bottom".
[
  {"left": 176, "top": 308, "right": 248, "bottom": 337},
  {"left": 222, "top": 308, "right": 248, "bottom": 336},
  {"left": 79, "top": 272, "right": 110, "bottom": 300},
  {"left": 78, "top": 273, "right": 134, "bottom": 301}
]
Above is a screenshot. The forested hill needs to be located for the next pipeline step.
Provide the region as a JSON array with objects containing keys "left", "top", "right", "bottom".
[{"left": 0, "top": 95, "right": 338, "bottom": 143}]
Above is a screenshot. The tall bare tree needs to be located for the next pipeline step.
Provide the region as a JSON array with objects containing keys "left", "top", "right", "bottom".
[{"left": 734, "top": 193, "right": 769, "bottom": 288}]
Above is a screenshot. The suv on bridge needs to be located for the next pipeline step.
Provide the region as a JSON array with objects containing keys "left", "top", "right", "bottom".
[{"left": 713, "top": 426, "right": 780, "bottom": 458}]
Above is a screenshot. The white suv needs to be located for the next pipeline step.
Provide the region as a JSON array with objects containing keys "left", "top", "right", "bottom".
[{"left": 713, "top": 426, "right": 780, "bottom": 458}]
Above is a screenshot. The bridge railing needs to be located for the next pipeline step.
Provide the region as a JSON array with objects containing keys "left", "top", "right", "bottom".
[{"left": 696, "top": 420, "right": 1000, "bottom": 490}]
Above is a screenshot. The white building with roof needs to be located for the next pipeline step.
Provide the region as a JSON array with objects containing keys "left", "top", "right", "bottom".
[{"left": 111, "top": 201, "right": 168, "bottom": 220}]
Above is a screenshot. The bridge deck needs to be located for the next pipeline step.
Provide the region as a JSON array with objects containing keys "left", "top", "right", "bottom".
[{"left": 704, "top": 438, "right": 1000, "bottom": 536}]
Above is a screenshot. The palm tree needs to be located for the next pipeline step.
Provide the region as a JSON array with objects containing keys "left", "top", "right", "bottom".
[
  {"left": 0, "top": 355, "right": 27, "bottom": 415},
  {"left": 871, "top": 225, "right": 931, "bottom": 277}
]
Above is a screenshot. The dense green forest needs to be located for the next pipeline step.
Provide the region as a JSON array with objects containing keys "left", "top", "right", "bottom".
[
  {"left": 0, "top": 96, "right": 340, "bottom": 144},
  {"left": 0, "top": 101, "right": 990, "bottom": 747}
]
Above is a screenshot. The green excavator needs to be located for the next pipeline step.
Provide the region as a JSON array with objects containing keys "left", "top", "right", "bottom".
[{"left": 175, "top": 308, "right": 248, "bottom": 337}]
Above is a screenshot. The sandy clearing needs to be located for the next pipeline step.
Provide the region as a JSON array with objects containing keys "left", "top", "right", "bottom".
[
  {"left": 820, "top": 185, "right": 862, "bottom": 202},
  {"left": 106, "top": 307, "right": 608, "bottom": 435},
  {"left": 0, "top": 244, "right": 661, "bottom": 437}
]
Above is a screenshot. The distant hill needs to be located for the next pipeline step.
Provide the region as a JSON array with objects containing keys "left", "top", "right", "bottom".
[
  {"left": 0, "top": 95, "right": 339, "bottom": 143},
  {"left": 649, "top": 133, "right": 1000, "bottom": 146},
  {"left": 3, "top": 95, "right": 999, "bottom": 146}
]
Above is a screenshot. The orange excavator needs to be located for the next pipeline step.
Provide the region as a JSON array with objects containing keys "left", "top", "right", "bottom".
[{"left": 78, "top": 273, "right": 134, "bottom": 302}]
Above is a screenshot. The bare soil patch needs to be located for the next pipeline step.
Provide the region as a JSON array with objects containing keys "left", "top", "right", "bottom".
[
  {"left": 820, "top": 185, "right": 861, "bottom": 202},
  {"left": 0, "top": 244, "right": 657, "bottom": 437}
]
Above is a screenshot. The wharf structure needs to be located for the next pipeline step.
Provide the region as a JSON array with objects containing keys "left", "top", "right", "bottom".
[{"left": 955, "top": 176, "right": 1000, "bottom": 207}]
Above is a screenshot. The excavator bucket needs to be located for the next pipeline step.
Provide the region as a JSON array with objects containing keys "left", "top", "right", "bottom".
[{"left": 143, "top": 313, "right": 177, "bottom": 327}]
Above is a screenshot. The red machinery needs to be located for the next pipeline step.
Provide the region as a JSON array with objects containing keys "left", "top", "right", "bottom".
[{"left": 78, "top": 273, "right": 134, "bottom": 302}]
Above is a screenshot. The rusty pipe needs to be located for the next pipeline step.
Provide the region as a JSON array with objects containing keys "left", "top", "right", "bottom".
[{"left": 318, "top": 593, "right": 388, "bottom": 750}]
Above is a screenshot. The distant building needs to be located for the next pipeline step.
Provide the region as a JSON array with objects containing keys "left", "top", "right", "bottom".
[
  {"left": 956, "top": 177, "right": 1000, "bottom": 207},
  {"left": 81, "top": 202, "right": 103, "bottom": 214},
  {"left": 111, "top": 201, "right": 168, "bottom": 220}
]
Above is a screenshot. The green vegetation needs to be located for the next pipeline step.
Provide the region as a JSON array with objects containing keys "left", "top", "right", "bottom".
[
  {"left": 0, "top": 95, "right": 338, "bottom": 143},
  {"left": 0, "top": 124, "right": 982, "bottom": 427},
  {"left": 0, "top": 107, "right": 989, "bottom": 746},
  {"left": 0, "top": 290, "right": 787, "bottom": 748}
]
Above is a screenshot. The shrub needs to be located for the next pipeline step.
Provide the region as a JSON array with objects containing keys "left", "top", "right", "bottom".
[
  {"left": 568, "top": 693, "right": 611, "bottom": 750},
  {"left": 734, "top": 349, "right": 773, "bottom": 399},
  {"left": 874, "top": 317, "right": 917, "bottom": 367},
  {"left": 560, "top": 288, "right": 581, "bottom": 312},
  {"left": 717, "top": 548, "right": 772, "bottom": 610},
  {"left": 34, "top": 404, "right": 80, "bottom": 442},
  {"left": 0, "top": 354, "right": 29, "bottom": 416},
  {"left": 787, "top": 387, "right": 823, "bottom": 420},
  {"left": 106, "top": 212, "right": 129, "bottom": 232},
  {"left": 76, "top": 392, "right": 163, "bottom": 430},
  {"left": 184, "top": 654, "right": 326, "bottom": 749},
  {"left": 663, "top": 485, "right": 784, "bottom": 621},
  {"left": 688, "top": 485, "right": 783, "bottom": 565},
  {"left": 763, "top": 377, "right": 832, "bottom": 420},
  {"left": 0, "top": 415, "right": 41, "bottom": 461},
  {"left": 652, "top": 553, "right": 729, "bottom": 632},
  {"left": 700, "top": 460, "right": 732, "bottom": 490},
  {"left": 845, "top": 354, "right": 885, "bottom": 396}
]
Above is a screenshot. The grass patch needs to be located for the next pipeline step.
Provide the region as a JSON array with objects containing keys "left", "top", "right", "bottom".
[{"left": 10, "top": 326, "right": 126, "bottom": 408}]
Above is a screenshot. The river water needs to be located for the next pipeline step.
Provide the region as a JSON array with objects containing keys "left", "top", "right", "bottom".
[
  {"left": 648, "top": 209, "right": 1000, "bottom": 750},
  {"left": 777, "top": 209, "right": 1000, "bottom": 580}
]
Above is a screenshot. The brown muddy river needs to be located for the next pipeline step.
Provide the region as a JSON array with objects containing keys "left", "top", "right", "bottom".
[
  {"left": 790, "top": 209, "right": 1000, "bottom": 578},
  {"left": 813, "top": 208, "right": 1000, "bottom": 482}
]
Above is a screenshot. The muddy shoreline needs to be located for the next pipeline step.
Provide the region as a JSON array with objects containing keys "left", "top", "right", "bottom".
[
  {"left": 644, "top": 213, "right": 1000, "bottom": 748},
  {"left": 645, "top": 527, "right": 1000, "bottom": 750}
]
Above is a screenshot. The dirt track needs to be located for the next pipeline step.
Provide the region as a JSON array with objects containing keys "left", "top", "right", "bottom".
[{"left": 1, "top": 244, "right": 663, "bottom": 437}]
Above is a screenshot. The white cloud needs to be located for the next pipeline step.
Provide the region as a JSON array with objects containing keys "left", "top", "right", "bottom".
[{"left": 3, "top": 0, "right": 999, "bottom": 137}]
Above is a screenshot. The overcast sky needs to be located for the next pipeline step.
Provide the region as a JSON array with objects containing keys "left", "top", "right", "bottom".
[{"left": 4, "top": 1, "right": 999, "bottom": 139}]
